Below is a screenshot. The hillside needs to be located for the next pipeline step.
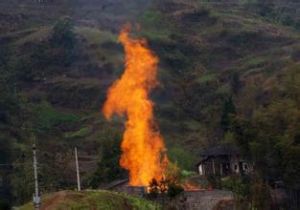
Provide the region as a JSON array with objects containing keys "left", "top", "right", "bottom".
[
  {"left": 19, "top": 190, "right": 158, "bottom": 210},
  {"left": 0, "top": 0, "right": 300, "bottom": 209}
]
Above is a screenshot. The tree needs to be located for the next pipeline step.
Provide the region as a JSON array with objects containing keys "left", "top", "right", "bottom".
[
  {"left": 50, "top": 16, "right": 76, "bottom": 50},
  {"left": 0, "top": 134, "right": 13, "bottom": 206},
  {"left": 231, "top": 65, "right": 300, "bottom": 190},
  {"left": 88, "top": 132, "right": 125, "bottom": 188},
  {"left": 230, "top": 72, "right": 242, "bottom": 95},
  {"left": 49, "top": 16, "right": 76, "bottom": 67},
  {"left": 220, "top": 96, "right": 236, "bottom": 132}
]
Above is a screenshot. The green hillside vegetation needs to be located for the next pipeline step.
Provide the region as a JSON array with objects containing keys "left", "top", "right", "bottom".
[
  {"left": 20, "top": 190, "right": 159, "bottom": 210},
  {"left": 0, "top": 0, "right": 300, "bottom": 209}
]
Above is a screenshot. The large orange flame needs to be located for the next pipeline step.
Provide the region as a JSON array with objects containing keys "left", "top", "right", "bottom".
[{"left": 102, "top": 27, "right": 168, "bottom": 186}]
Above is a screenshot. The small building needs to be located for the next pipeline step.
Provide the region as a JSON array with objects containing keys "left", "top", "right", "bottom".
[{"left": 196, "top": 145, "right": 252, "bottom": 176}]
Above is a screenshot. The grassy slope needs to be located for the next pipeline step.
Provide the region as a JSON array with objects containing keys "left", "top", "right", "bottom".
[
  {"left": 2, "top": 1, "right": 299, "bottom": 159},
  {"left": 20, "top": 190, "right": 159, "bottom": 210},
  {"left": 3, "top": 0, "right": 300, "bottom": 167},
  {"left": 136, "top": 1, "right": 300, "bottom": 152}
]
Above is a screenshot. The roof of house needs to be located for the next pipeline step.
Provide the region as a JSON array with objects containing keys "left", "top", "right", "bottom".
[
  {"left": 196, "top": 145, "right": 240, "bottom": 166},
  {"left": 201, "top": 144, "right": 240, "bottom": 157},
  {"left": 99, "top": 178, "right": 129, "bottom": 190}
]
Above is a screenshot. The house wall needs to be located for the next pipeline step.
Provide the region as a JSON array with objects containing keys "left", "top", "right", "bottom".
[
  {"left": 198, "top": 164, "right": 203, "bottom": 175},
  {"left": 230, "top": 155, "right": 240, "bottom": 174},
  {"left": 199, "top": 157, "right": 227, "bottom": 176},
  {"left": 198, "top": 155, "right": 252, "bottom": 176}
]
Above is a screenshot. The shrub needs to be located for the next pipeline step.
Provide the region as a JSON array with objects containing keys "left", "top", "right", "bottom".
[
  {"left": 221, "top": 176, "right": 250, "bottom": 198},
  {"left": 167, "top": 182, "right": 184, "bottom": 198}
]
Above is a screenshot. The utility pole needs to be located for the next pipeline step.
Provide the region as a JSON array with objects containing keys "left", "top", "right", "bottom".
[
  {"left": 75, "top": 147, "right": 81, "bottom": 191},
  {"left": 32, "top": 144, "right": 40, "bottom": 210}
]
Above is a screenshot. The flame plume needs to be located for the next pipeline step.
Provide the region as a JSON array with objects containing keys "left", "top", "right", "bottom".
[{"left": 102, "top": 27, "right": 168, "bottom": 186}]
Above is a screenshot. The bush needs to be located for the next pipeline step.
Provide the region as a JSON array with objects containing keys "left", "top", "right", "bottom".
[
  {"left": 50, "top": 16, "right": 76, "bottom": 50},
  {"left": 167, "top": 182, "right": 184, "bottom": 198},
  {"left": 49, "top": 17, "right": 76, "bottom": 67},
  {"left": 221, "top": 176, "right": 250, "bottom": 198},
  {"left": 250, "top": 178, "right": 271, "bottom": 210},
  {"left": 207, "top": 175, "right": 222, "bottom": 189},
  {"left": 88, "top": 131, "right": 125, "bottom": 188},
  {"left": 0, "top": 199, "right": 10, "bottom": 210},
  {"left": 168, "top": 146, "right": 196, "bottom": 170},
  {"left": 31, "top": 101, "right": 80, "bottom": 132}
]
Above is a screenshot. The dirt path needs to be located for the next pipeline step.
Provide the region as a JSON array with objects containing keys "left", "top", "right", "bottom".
[{"left": 41, "top": 191, "right": 68, "bottom": 210}]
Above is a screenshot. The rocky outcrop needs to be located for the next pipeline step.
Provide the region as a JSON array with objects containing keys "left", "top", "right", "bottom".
[{"left": 168, "top": 190, "right": 234, "bottom": 210}]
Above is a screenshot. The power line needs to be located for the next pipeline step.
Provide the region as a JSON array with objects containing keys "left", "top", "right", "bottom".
[
  {"left": 0, "top": 163, "right": 47, "bottom": 167},
  {"left": 198, "top": 1, "right": 300, "bottom": 3},
  {"left": 0, "top": 1, "right": 299, "bottom": 7},
  {"left": 191, "top": 0, "right": 300, "bottom": 4}
]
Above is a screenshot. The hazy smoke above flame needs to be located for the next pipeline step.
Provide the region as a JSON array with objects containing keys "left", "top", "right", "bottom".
[{"left": 102, "top": 26, "right": 168, "bottom": 186}]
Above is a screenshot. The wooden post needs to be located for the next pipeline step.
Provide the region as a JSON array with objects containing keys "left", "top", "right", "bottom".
[
  {"left": 220, "top": 163, "right": 223, "bottom": 176},
  {"left": 212, "top": 159, "right": 216, "bottom": 175}
]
